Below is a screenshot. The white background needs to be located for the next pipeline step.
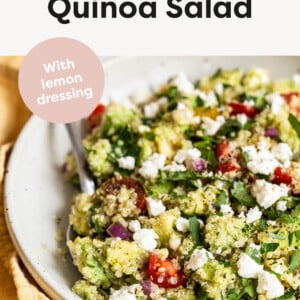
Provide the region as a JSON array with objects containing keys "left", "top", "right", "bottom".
[{"left": 0, "top": 0, "right": 299, "bottom": 55}]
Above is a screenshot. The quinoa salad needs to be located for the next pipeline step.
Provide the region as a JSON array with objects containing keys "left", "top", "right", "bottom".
[{"left": 64, "top": 68, "right": 300, "bottom": 300}]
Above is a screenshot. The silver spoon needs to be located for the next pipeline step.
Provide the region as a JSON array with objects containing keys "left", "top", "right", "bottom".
[
  {"left": 65, "top": 122, "right": 95, "bottom": 240},
  {"left": 65, "top": 122, "right": 95, "bottom": 195}
]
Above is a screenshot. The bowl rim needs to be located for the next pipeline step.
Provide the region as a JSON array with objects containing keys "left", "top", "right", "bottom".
[{"left": 3, "top": 56, "right": 149, "bottom": 299}]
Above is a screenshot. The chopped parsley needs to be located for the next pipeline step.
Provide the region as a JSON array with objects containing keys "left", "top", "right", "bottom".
[
  {"left": 288, "top": 113, "right": 300, "bottom": 138},
  {"left": 230, "top": 182, "right": 256, "bottom": 207},
  {"left": 287, "top": 250, "right": 300, "bottom": 274},
  {"left": 189, "top": 216, "right": 203, "bottom": 246}
]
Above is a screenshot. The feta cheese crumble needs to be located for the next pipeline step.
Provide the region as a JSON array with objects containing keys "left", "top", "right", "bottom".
[
  {"left": 265, "top": 93, "right": 284, "bottom": 115},
  {"left": 238, "top": 211, "right": 246, "bottom": 219},
  {"left": 256, "top": 270, "right": 284, "bottom": 299},
  {"left": 177, "top": 102, "right": 186, "bottom": 110},
  {"left": 110, "top": 284, "right": 140, "bottom": 300},
  {"left": 170, "top": 73, "right": 195, "bottom": 94},
  {"left": 138, "top": 125, "right": 150, "bottom": 133},
  {"left": 237, "top": 253, "right": 263, "bottom": 278},
  {"left": 139, "top": 153, "right": 166, "bottom": 179},
  {"left": 220, "top": 204, "right": 234, "bottom": 216},
  {"left": 192, "top": 116, "right": 201, "bottom": 124},
  {"left": 243, "top": 142, "right": 293, "bottom": 175},
  {"left": 244, "top": 100, "right": 255, "bottom": 107},
  {"left": 163, "top": 162, "right": 186, "bottom": 172},
  {"left": 293, "top": 73, "right": 300, "bottom": 86},
  {"left": 197, "top": 90, "right": 218, "bottom": 107},
  {"left": 267, "top": 220, "right": 277, "bottom": 226},
  {"left": 236, "top": 113, "right": 248, "bottom": 126},
  {"left": 242, "top": 142, "right": 279, "bottom": 175},
  {"left": 271, "top": 143, "right": 293, "bottom": 163},
  {"left": 251, "top": 179, "right": 289, "bottom": 209},
  {"left": 133, "top": 229, "right": 158, "bottom": 251},
  {"left": 276, "top": 200, "right": 287, "bottom": 212},
  {"left": 214, "top": 83, "right": 223, "bottom": 95},
  {"left": 175, "top": 217, "right": 189, "bottom": 233},
  {"left": 201, "top": 116, "right": 226, "bottom": 136},
  {"left": 169, "top": 234, "right": 181, "bottom": 250},
  {"left": 131, "top": 89, "right": 151, "bottom": 105},
  {"left": 138, "top": 161, "right": 158, "bottom": 179},
  {"left": 128, "top": 220, "right": 141, "bottom": 233},
  {"left": 174, "top": 148, "right": 201, "bottom": 164},
  {"left": 256, "top": 68, "right": 269, "bottom": 84},
  {"left": 117, "top": 156, "right": 135, "bottom": 170},
  {"left": 143, "top": 97, "right": 168, "bottom": 119},
  {"left": 146, "top": 197, "right": 166, "bottom": 216},
  {"left": 144, "top": 101, "right": 160, "bottom": 119},
  {"left": 246, "top": 206, "right": 262, "bottom": 224},
  {"left": 147, "top": 153, "right": 166, "bottom": 169},
  {"left": 186, "top": 249, "right": 214, "bottom": 271}
]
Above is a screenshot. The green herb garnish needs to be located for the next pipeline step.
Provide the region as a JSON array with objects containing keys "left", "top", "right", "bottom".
[
  {"left": 279, "top": 213, "right": 297, "bottom": 224},
  {"left": 288, "top": 113, "right": 300, "bottom": 138},
  {"left": 243, "top": 119, "right": 256, "bottom": 130},
  {"left": 211, "top": 68, "right": 222, "bottom": 79},
  {"left": 144, "top": 132, "right": 155, "bottom": 141},
  {"left": 167, "top": 100, "right": 178, "bottom": 111},
  {"left": 260, "top": 243, "right": 279, "bottom": 253},
  {"left": 246, "top": 247, "right": 261, "bottom": 264},
  {"left": 167, "top": 86, "right": 183, "bottom": 100},
  {"left": 287, "top": 250, "right": 300, "bottom": 273},
  {"left": 195, "top": 95, "right": 205, "bottom": 107},
  {"left": 259, "top": 218, "right": 268, "bottom": 230},
  {"left": 218, "top": 119, "right": 241, "bottom": 137},
  {"left": 189, "top": 216, "right": 202, "bottom": 246},
  {"left": 150, "top": 181, "right": 175, "bottom": 197},
  {"left": 268, "top": 232, "right": 285, "bottom": 240},
  {"left": 288, "top": 232, "right": 294, "bottom": 246},
  {"left": 231, "top": 182, "right": 256, "bottom": 207},
  {"left": 294, "top": 230, "right": 300, "bottom": 239},
  {"left": 89, "top": 205, "right": 105, "bottom": 234},
  {"left": 240, "top": 284, "right": 256, "bottom": 298},
  {"left": 276, "top": 290, "right": 296, "bottom": 300},
  {"left": 215, "top": 190, "right": 227, "bottom": 208}
]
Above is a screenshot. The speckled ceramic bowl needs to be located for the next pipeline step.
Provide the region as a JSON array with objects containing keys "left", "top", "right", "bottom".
[{"left": 4, "top": 56, "right": 300, "bottom": 299}]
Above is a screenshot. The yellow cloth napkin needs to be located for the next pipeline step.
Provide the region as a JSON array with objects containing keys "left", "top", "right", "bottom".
[{"left": 0, "top": 57, "right": 49, "bottom": 300}]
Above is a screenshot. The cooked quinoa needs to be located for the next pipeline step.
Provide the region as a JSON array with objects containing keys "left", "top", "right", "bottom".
[{"left": 65, "top": 68, "right": 300, "bottom": 300}]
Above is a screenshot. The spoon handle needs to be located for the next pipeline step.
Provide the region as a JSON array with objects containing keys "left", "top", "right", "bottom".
[{"left": 65, "top": 122, "right": 95, "bottom": 195}]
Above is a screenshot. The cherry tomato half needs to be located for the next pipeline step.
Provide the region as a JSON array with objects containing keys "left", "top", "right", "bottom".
[
  {"left": 215, "top": 140, "right": 240, "bottom": 173},
  {"left": 280, "top": 92, "right": 300, "bottom": 117},
  {"left": 229, "top": 102, "right": 258, "bottom": 118},
  {"left": 88, "top": 103, "right": 106, "bottom": 129},
  {"left": 148, "top": 253, "right": 185, "bottom": 289},
  {"left": 215, "top": 140, "right": 231, "bottom": 163},
  {"left": 273, "top": 167, "right": 292, "bottom": 185},
  {"left": 215, "top": 161, "right": 240, "bottom": 173},
  {"left": 101, "top": 177, "right": 147, "bottom": 211},
  {"left": 280, "top": 92, "right": 299, "bottom": 104}
]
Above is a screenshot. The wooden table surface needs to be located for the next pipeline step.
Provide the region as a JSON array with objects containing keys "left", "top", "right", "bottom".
[{"left": 0, "top": 56, "right": 35, "bottom": 300}]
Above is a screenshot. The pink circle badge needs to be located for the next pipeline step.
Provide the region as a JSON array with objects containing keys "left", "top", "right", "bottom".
[{"left": 19, "top": 37, "right": 104, "bottom": 123}]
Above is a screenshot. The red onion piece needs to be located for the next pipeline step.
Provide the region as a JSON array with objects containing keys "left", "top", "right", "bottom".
[
  {"left": 265, "top": 127, "right": 279, "bottom": 137},
  {"left": 193, "top": 159, "right": 206, "bottom": 172},
  {"left": 106, "top": 222, "right": 132, "bottom": 240},
  {"left": 140, "top": 280, "right": 152, "bottom": 299}
]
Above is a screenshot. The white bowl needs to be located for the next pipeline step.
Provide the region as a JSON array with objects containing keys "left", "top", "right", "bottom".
[{"left": 4, "top": 56, "right": 300, "bottom": 299}]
